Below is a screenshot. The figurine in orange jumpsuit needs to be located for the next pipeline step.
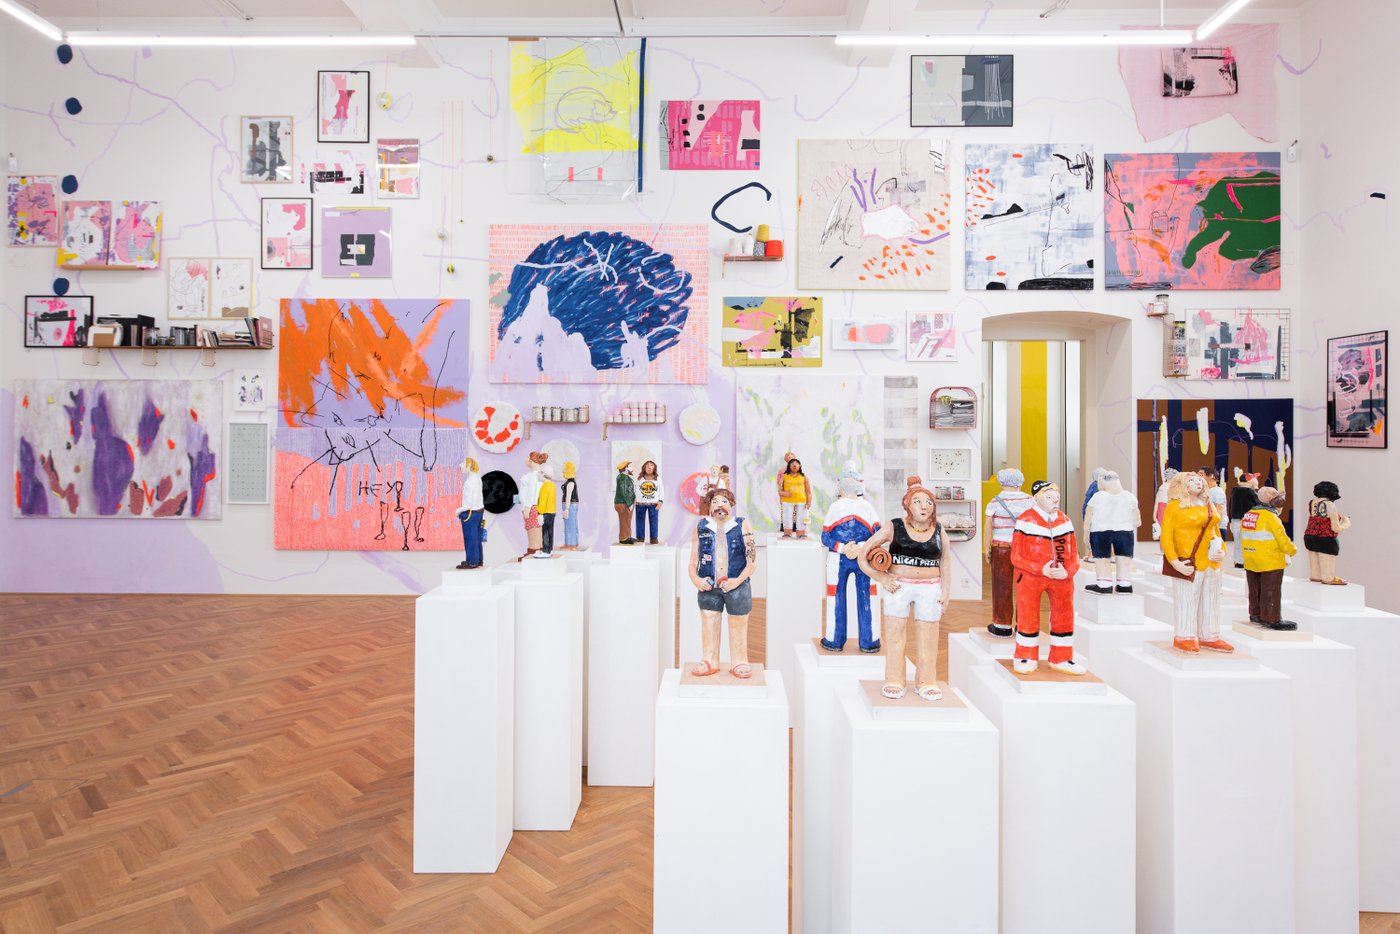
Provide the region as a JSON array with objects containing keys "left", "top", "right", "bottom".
[{"left": 1010, "top": 480, "right": 1087, "bottom": 675}]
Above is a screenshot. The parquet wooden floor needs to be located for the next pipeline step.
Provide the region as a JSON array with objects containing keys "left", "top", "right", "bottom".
[{"left": 0, "top": 589, "right": 1394, "bottom": 933}]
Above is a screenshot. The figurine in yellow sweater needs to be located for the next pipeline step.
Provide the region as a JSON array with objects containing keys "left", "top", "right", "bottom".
[
  {"left": 1160, "top": 471, "right": 1231, "bottom": 654},
  {"left": 777, "top": 454, "right": 813, "bottom": 539}
]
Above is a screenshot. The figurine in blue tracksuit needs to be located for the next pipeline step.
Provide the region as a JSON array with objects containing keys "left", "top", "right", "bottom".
[{"left": 820, "top": 466, "right": 883, "bottom": 653}]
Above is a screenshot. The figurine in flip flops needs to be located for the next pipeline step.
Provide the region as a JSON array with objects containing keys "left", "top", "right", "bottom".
[
  {"left": 688, "top": 484, "right": 757, "bottom": 679},
  {"left": 1303, "top": 481, "right": 1351, "bottom": 586}
]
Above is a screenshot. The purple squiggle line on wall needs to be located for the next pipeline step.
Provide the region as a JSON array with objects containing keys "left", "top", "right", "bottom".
[
  {"left": 1277, "top": 41, "right": 1323, "bottom": 76},
  {"left": 360, "top": 552, "right": 426, "bottom": 593}
]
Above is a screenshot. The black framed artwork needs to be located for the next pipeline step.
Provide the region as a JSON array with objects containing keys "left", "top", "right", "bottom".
[
  {"left": 260, "top": 197, "right": 314, "bottom": 270},
  {"left": 910, "top": 54, "right": 1014, "bottom": 127},
  {"left": 1326, "top": 330, "right": 1387, "bottom": 449},
  {"left": 316, "top": 70, "right": 371, "bottom": 143},
  {"left": 24, "top": 294, "right": 93, "bottom": 348}
]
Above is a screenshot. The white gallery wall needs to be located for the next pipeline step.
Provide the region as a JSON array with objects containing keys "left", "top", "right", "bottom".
[{"left": 4, "top": 12, "right": 1371, "bottom": 606}]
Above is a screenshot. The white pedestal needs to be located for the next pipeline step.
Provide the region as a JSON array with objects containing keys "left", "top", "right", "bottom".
[
  {"left": 964, "top": 664, "right": 1136, "bottom": 934},
  {"left": 642, "top": 545, "right": 678, "bottom": 680},
  {"left": 1078, "top": 589, "right": 1148, "bottom": 624},
  {"left": 1288, "top": 604, "right": 1400, "bottom": 911},
  {"left": 793, "top": 642, "right": 907, "bottom": 934},
  {"left": 512, "top": 571, "right": 584, "bottom": 831},
  {"left": 587, "top": 558, "right": 660, "bottom": 787},
  {"left": 1291, "top": 579, "right": 1366, "bottom": 611},
  {"left": 764, "top": 539, "right": 824, "bottom": 702},
  {"left": 1074, "top": 615, "right": 1174, "bottom": 686},
  {"left": 1226, "top": 626, "right": 1359, "bottom": 932},
  {"left": 654, "top": 669, "right": 789, "bottom": 934},
  {"left": 413, "top": 583, "right": 515, "bottom": 873},
  {"left": 677, "top": 545, "right": 702, "bottom": 668},
  {"left": 558, "top": 549, "right": 597, "bottom": 766},
  {"left": 521, "top": 554, "right": 567, "bottom": 580},
  {"left": 1115, "top": 648, "right": 1294, "bottom": 934},
  {"left": 832, "top": 685, "right": 998, "bottom": 934}
]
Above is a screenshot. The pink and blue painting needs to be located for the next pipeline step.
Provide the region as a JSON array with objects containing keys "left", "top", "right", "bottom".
[
  {"left": 487, "top": 224, "right": 709, "bottom": 384},
  {"left": 661, "top": 100, "right": 761, "bottom": 170},
  {"left": 14, "top": 379, "right": 222, "bottom": 519}
]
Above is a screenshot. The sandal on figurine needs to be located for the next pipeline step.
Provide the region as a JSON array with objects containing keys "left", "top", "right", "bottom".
[
  {"left": 916, "top": 684, "right": 943, "bottom": 702},
  {"left": 819, "top": 638, "right": 844, "bottom": 652},
  {"left": 1012, "top": 658, "right": 1038, "bottom": 674},
  {"left": 730, "top": 663, "right": 753, "bottom": 679},
  {"left": 1322, "top": 577, "right": 1348, "bottom": 586},
  {"left": 1049, "top": 658, "right": 1088, "bottom": 676},
  {"left": 881, "top": 682, "right": 906, "bottom": 700},
  {"left": 1173, "top": 637, "right": 1200, "bottom": 654},
  {"left": 691, "top": 661, "right": 720, "bottom": 677},
  {"left": 1199, "top": 638, "right": 1235, "bottom": 653},
  {"left": 859, "top": 640, "right": 881, "bottom": 654}
]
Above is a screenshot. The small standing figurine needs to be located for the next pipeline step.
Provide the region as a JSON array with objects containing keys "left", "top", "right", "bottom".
[
  {"left": 517, "top": 451, "right": 548, "bottom": 558},
  {"left": 983, "top": 467, "right": 1033, "bottom": 638},
  {"left": 1240, "top": 487, "right": 1298, "bottom": 630},
  {"left": 1161, "top": 471, "right": 1231, "bottom": 653},
  {"left": 1303, "top": 481, "right": 1351, "bottom": 585},
  {"left": 614, "top": 460, "right": 637, "bottom": 546},
  {"left": 1081, "top": 466, "right": 1107, "bottom": 522},
  {"left": 820, "top": 465, "right": 882, "bottom": 653},
  {"left": 634, "top": 460, "right": 663, "bottom": 545},
  {"left": 1010, "top": 480, "right": 1086, "bottom": 675},
  {"left": 688, "top": 485, "right": 757, "bottom": 679},
  {"left": 1227, "top": 472, "right": 1262, "bottom": 569},
  {"left": 535, "top": 462, "right": 558, "bottom": 558},
  {"left": 858, "top": 476, "right": 951, "bottom": 701},
  {"left": 1083, "top": 469, "right": 1141, "bottom": 594},
  {"left": 778, "top": 454, "right": 813, "bottom": 539},
  {"left": 455, "top": 456, "right": 485, "bottom": 570},
  {"left": 560, "top": 462, "right": 580, "bottom": 551},
  {"left": 1152, "top": 467, "right": 1179, "bottom": 541}
]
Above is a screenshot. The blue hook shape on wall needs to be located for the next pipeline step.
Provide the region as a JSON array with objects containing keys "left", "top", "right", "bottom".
[{"left": 711, "top": 182, "right": 773, "bottom": 235}]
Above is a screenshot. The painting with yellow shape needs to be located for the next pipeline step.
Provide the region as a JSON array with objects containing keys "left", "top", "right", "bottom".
[{"left": 510, "top": 40, "right": 642, "bottom": 155}]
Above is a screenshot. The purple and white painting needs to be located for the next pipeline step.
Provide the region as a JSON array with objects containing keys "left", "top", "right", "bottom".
[
  {"left": 14, "top": 379, "right": 222, "bottom": 519},
  {"left": 321, "top": 207, "right": 392, "bottom": 278}
]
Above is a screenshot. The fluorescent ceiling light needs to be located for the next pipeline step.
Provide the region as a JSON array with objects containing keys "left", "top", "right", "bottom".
[
  {"left": 1195, "top": 0, "right": 1253, "bottom": 40},
  {"left": 834, "top": 30, "right": 1194, "bottom": 47},
  {"left": 0, "top": 0, "right": 64, "bottom": 42},
  {"left": 66, "top": 34, "right": 417, "bottom": 47}
]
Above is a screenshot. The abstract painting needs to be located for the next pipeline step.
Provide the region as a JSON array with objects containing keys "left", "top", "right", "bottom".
[
  {"left": 14, "top": 378, "right": 222, "bottom": 519},
  {"left": 240, "top": 115, "right": 292, "bottom": 183},
  {"left": 736, "top": 371, "right": 883, "bottom": 531},
  {"left": 213, "top": 259, "right": 254, "bottom": 317},
  {"left": 57, "top": 200, "right": 112, "bottom": 267},
  {"left": 488, "top": 224, "right": 707, "bottom": 384},
  {"left": 964, "top": 143, "right": 1095, "bottom": 290},
  {"left": 796, "top": 138, "right": 951, "bottom": 290},
  {"left": 24, "top": 295, "right": 92, "bottom": 348},
  {"left": 279, "top": 298, "right": 468, "bottom": 430},
  {"left": 1135, "top": 397, "right": 1294, "bottom": 536},
  {"left": 235, "top": 370, "right": 266, "bottom": 411},
  {"left": 109, "top": 201, "right": 161, "bottom": 269},
  {"left": 1183, "top": 308, "right": 1289, "bottom": 380},
  {"left": 508, "top": 38, "right": 644, "bottom": 201},
  {"left": 7, "top": 174, "right": 60, "bottom": 246},
  {"left": 317, "top": 70, "right": 369, "bottom": 143},
  {"left": 261, "top": 197, "right": 313, "bottom": 269},
  {"left": 376, "top": 138, "right": 420, "bottom": 198},
  {"left": 910, "top": 55, "right": 1013, "bottom": 127},
  {"left": 1163, "top": 47, "right": 1239, "bottom": 97},
  {"left": 722, "top": 296, "right": 823, "bottom": 368},
  {"left": 168, "top": 258, "right": 253, "bottom": 318},
  {"left": 906, "top": 311, "right": 957, "bottom": 362},
  {"left": 829, "top": 313, "right": 902, "bottom": 352},
  {"left": 167, "top": 258, "right": 211, "bottom": 318},
  {"left": 1327, "top": 330, "right": 1387, "bottom": 449},
  {"left": 1105, "top": 151, "right": 1281, "bottom": 290},
  {"left": 321, "top": 207, "right": 391, "bottom": 278},
  {"left": 304, "top": 149, "right": 367, "bottom": 196},
  {"left": 471, "top": 402, "right": 524, "bottom": 454},
  {"left": 661, "top": 100, "right": 760, "bottom": 170},
  {"left": 274, "top": 427, "right": 469, "bottom": 550}
]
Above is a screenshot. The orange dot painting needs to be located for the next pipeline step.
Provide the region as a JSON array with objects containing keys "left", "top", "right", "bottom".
[{"left": 472, "top": 402, "right": 524, "bottom": 454}]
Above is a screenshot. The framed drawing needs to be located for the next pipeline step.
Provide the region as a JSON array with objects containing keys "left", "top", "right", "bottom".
[
  {"left": 928, "top": 447, "right": 973, "bottom": 480},
  {"left": 239, "top": 115, "right": 292, "bottom": 183},
  {"left": 910, "top": 54, "right": 1013, "bottom": 127},
  {"left": 317, "top": 70, "right": 370, "bottom": 143},
  {"left": 830, "top": 313, "right": 902, "bottom": 352},
  {"left": 168, "top": 258, "right": 254, "bottom": 319},
  {"left": 260, "top": 197, "right": 313, "bottom": 270},
  {"left": 321, "top": 206, "right": 392, "bottom": 278},
  {"left": 1326, "top": 330, "right": 1387, "bottom": 449},
  {"left": 226, "top": 420, "right": 271, "bottom": 505},
  {"left": 24, "top": 294, "right": 92, "bottom": 348},
  {"left": 907, "top": 311, "right": 956, "bottom": 362}
]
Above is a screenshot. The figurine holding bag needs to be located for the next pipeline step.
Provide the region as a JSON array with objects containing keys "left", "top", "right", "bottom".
[{"left": 1162, "top": 523, "right": 1209, "bottom": 582}]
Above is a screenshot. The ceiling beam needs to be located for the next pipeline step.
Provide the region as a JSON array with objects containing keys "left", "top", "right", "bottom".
[{"left": 843, "top": 0, "right": 918, "bottom": 66}]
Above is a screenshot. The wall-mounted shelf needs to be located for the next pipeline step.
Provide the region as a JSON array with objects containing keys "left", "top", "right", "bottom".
[
  {"left": 722, "top": 254, "right": 783, "bottom": 277},
  {"left": 930, "top": 386, "right": 978, "bottom": 430},
  {"left": 601, "top": 416, "right": 666, "bottom": 441},
  {"left": 523, "top": 414, "right": 591, "bottom": 440},
  {"left": 82, "top": 344, "right": 272, "bottom": 368},
  {"left": 937, "top": 499, "right": 979, "bottom": 543}
]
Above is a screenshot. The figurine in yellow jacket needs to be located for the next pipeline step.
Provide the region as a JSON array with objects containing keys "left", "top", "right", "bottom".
[{"left": 1239, "top": 487, "right": 1298, "bottom": 631}]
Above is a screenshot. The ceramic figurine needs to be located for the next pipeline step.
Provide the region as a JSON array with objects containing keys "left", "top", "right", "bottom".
[
  {"left": 858, "top": 477, "right": 951, "bottom": 701},
  {"left": 1152, "top": 467, "right": 1178, "bottom": 540},
  {"left": 455, "top": 456, "right": 485, "bottom": 570},
  {"left": 516, "top": 451, "right": 548, "bottom": 558},
  {"left": 1160, "top": 471, "right": 1232, "bottom": 653},
  {"left": 1303, "top": 481, "right": 1351, "bottom": 585},
  {"left": 1202, "top": 470, "right": 1229, "bottom": 537},
  {"left": 560, "top": 462, "right": 580, "bottom": 550},
  {"left": 1081, "top": 466, "right": 1107, "bottom": 522},
  {"left": 1083, "top": 469, "right": 1141, "bottom": 594},
  {"left": 982, "top": 467, "right": 1033, "bottom": 638},
  {"left": 1240, "top": 487, "right": 1298, "bottom": 630},
  {"left": 820, "top": 465, "right": 882, "bottom": 653},
  {"left": 1010, "top": 480, "right": 1086, "bottom": 674},
  {"left": 1227, "top": 472, "right": 1262, "bottom": 569},
  {"left": 687, "top": 486, "right": 757, "bottom": 678},
  {"left": 534, "top": 463, "right": 558, "bottom": 558},
  {"left": 614, "top": 460, "right": 637, "bottom": 545},
  {"left": 634, "top": 460, "right": 663, "bottom": 545},
  {"left": 777, "top": 454, "right": 813, "bottom": 540}
]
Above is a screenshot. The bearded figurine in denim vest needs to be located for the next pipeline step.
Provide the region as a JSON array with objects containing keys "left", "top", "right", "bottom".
[
  {"left": 1303, "top": 481, "right": 1351, "bottom": 585},
  {"left": 1161, "top": 471, "right": 1231, "bottom": 654},
  {"left": 1083, "top": 469, "right": 1141, "bottom": 595},
  {"left": 1010, "top": 480, "right": 1086, "bottom": 675},
  {"left": 983, "top": 467, "right": 1033, "bottom": 638},
  {"left": 858, "top": 477, "right": 951, "bottom": 701},
  {"left": 820, "top": 465, "right": 882, "bottom": 653},
  {"left": 688, "top": 486, "right": 758, "bottom": 679}
]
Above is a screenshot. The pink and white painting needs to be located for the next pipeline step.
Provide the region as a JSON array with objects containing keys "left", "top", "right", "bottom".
[
  {"left": 24, "top": 295, "right": 92, "bottom": 348},
  {"left": 7, "top": 174, "right": 60, "bottom": 246},
  {"left": 57, "top": 200, "right": 112, "bottom": 268},
  {"left": 376, "top": 138, "right": 420, "bottom": 198},
  {"left": 661, "top": 100, "right": 760, "bottom": 170},
  {"left": 261, "top": 197, "right": 313, "bottom": 269},
  {"left": 1183, "top": 308, "right": 1289, "bottom": 380},
  {"left": 109, "top": 200, "right": 161, "bottom": 269},
  {"left": 317, "top": 70, "right": 369, "bottom": 143},
  {"left": 906, "top": 312, "right": 956, "bottom": 362}
]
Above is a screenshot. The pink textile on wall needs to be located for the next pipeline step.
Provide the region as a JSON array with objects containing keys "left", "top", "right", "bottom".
[{"left": 1117, "top": 24, "right": 1279, "bottom": 143}]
